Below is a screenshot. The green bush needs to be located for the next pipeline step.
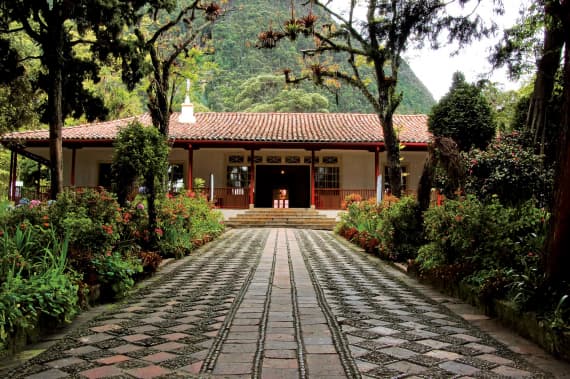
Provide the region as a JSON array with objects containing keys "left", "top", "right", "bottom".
[
  {"left": 464, "top": 132, "right": 554, "bottom": 207},
  {"left": 48, "top": 188, "right": 121, "bottom": 257},
  {"left": 416, "top": 196, "right": 549, "bottom": 301},
  {"left": 336, "top": 196, "right": 423, "bottom": 261},
  {"left": 92, "top": 252, "right": 142, "bottom": 299},
  {"left": 156, "top": 193, "right": 224, "bottom": 258},
  {"left": 376, "top": 197, "right": 423, "bottom": 262},
  {"left": 0, "top": 233, "right": 80, "bottom": 349}
]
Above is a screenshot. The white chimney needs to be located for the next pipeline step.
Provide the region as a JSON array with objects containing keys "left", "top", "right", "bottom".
[{"left": 178, "top": 79, "right": 196, "bottom": 124}]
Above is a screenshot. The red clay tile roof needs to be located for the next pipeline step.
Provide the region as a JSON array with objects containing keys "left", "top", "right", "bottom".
[{"left": 1, "top": 112, "right": 430, "bottom": 145}]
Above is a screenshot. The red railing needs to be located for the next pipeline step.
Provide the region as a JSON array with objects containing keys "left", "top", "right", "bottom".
[
  {"left": 315, "top": 188, "right": 377, "bottom": 210},
  {"left": 204, "top": 187, "right": 250, "bottom": 209},
  {"left": 11, "top": 185, "right": 51, "bottom": 203},
  {"left": 11, "top": 186, "right": 420, "bottom": 210}
]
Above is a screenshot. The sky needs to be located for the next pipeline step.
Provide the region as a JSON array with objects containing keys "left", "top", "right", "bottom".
[{"left": 330, "top": 0, "right": 531, "bottom": 101}]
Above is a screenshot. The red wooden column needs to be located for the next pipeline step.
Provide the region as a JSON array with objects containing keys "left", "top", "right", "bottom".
[
  {"left": 187, "top": 144, "right": 194, "bottom": 191},
  {"left": 249, "top": 149, "right": 255, "bottom": 208},
  {"left": 310, "top": 150, "right": 316, "bottom": 208},
  {"left": 374, "top": 146, "right": 380, "bottom": 191},
  {"left": 70, "top": 148, "right": 77, "bottom": 187}
]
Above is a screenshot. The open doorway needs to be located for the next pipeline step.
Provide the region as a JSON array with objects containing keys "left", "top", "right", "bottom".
[{"left": 255, "top": 165, "right": 310, "bottom": 208}]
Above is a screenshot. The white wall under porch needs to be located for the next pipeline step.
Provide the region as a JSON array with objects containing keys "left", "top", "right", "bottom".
[{"left": 18, "top": 146, "right": 427, "bottom": 208}]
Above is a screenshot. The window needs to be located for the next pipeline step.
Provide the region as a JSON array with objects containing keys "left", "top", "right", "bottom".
[
  {"left": 266, "top": 156, "right": 282, "bottom": 164},
  {"left": 384, "top": 166, "right": 407, "bottom": 191},
  {"left": 168, "top": 164, "right": 185, "bottom": 193},
  {"left": 227, "top": 166, "right": 250, "bottom": 188},
  {"left": 98, "top": 163, "right": 112, "bottom": 188},
  {"left": 322, "top": 156, "right": 339, "bottom": 164},
  {"left": 228, "top": 155, "right": 244, "bottom": 163},
  {"left": 315, "top": 167, "right": 339, "bottom": 189},
  {"left": 285, "top": 156, "right": 301, "bottom": 164}
]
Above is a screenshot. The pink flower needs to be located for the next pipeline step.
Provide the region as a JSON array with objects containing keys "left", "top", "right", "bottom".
[{"left": 29, "top": 199, "right": 42, "bottom": 208}]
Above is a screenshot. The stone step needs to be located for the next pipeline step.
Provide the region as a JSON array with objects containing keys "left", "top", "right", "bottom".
[{"left": 225, "top": 208, "right": 337, "bottom": 230}]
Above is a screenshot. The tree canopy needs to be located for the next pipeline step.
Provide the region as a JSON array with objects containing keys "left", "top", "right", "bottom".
[
  {"left": 0, "top": 0, "right": 165, "bottom": 197},
  {"left": 429, "top": 72, "right": 497, "bottom": 152},
  {"left": 234, "top": 75, "right": 329, "bottom": 112}
]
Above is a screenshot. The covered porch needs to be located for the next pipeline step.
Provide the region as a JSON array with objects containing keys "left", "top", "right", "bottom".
[{"left": 2, "top": 112, "right": 429, "bottom": 209}]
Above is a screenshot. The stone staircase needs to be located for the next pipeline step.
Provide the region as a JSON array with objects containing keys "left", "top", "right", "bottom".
[{"left": 224, "top": 208, "right": 338, "bottom": 230}]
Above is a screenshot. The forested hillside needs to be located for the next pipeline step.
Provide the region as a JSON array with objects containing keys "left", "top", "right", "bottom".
[{"left": 204, "top": 0, "right": 436, "bottom": 114}]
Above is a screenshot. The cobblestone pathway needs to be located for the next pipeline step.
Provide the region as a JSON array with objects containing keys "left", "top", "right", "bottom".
[{"left": 5, "top": 228, "right": 553, "bottom": 378}]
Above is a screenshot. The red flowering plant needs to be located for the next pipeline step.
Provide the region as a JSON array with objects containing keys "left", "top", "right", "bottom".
[
  {"left": 155, "top": 192, "right": 224, "bottom": 258},
  {"left": 115, "top": 201, "right": 151, "bottom": 252},
  {"left": 47, "top": 188, "right": 122, "bottom": 278}
]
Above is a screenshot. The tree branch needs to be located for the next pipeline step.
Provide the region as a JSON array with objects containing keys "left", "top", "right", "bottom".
[
  {"left": 165, "top": 21, "right": 212, "bottom": 69},
  {"left": 320, "top": 70, "right": 382, "bottom": 114},
  {"left": 147, "top": 0, "right": 201, "bottom": 46},
  {"left": 312, "top": 0, "right": 368, "bottom": 47}
]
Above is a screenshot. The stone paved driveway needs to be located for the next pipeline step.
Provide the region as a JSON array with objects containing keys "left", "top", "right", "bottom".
[{"left": 4, "top": 228, "right": 555, "bottom": 378}]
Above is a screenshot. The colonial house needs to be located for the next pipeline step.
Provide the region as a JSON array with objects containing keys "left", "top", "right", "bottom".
[{"left": 2, "top": 101, "right": 430, "bottom": 210}]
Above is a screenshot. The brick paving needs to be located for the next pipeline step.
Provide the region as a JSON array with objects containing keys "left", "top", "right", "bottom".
[{"left": 2, "top": 228, "right": 558, "bottom": 378}]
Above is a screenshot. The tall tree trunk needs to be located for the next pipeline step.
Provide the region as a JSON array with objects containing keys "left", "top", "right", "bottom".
[
  {"left": 380, "top": 113, "right": 402, "bottom": 197},
  {"left": 47, "top": 20, "right": 65, "bottom": 199},
  {"left": 545, "top": 3, "right": 570, "bottom": 282},
  {"left": 526, "top": 11, "right": 564, "bottom": 155}
]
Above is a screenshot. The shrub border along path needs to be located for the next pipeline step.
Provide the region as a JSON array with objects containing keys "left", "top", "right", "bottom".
[{"left": 1, "top": 228, "right": 569, "bottom": 378}]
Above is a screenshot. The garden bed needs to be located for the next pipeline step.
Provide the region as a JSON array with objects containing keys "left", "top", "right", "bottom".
[{"left": 401, "top": 262, "right": 570, "bottom": 362}]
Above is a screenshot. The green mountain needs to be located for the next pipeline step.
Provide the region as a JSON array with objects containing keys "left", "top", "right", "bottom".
[{"left": 204, "top": 0, "right": 436, "bottom": 114}]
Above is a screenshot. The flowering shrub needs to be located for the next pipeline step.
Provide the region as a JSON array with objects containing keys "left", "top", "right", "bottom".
[
  {"left": 156, "top": 192, "right": 224, "bottom": 258},
  {"left": 48, "top": 188, "right": 121, "bottom": 257},
  {"left": 464, "top": 132, "right": 554, "bottom": 207},
  {"left": 0, "top": 186, "right": 225, "bottom": 354},
  {"left": 337, "top": 196, "right": 423, "bottom": 260},
  {"left": 116, "top": 201, "right": 151, "bottom": 252},
  {"left": 416, "top": 195, "right": 549, "bottom": 302},
  {"left": 341, "top": 193, "right": 362, "bottom": 209}
]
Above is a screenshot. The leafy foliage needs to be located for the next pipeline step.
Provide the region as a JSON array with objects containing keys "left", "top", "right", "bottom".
[
  {"left": 336, "top": 196, "right": 423, "bottom": 262},
  {"left": 375, "top": 197, "right": 424, "bottom": 262},
  {"left": 234, "top": 75, "right": 329, "bottom": 112},
  {"left": 48, "top": 188, "right": 121, "bottom": 258},
  {"left": 112, "top": 122, "right": 168, "bottom": 205},
  {"left": 112, "top": 121, "right": 169, "bottom": 245},
  {"left": 157, "top": 192, "right": 224, "bottom": 258},
  {"left": 428, "top": 72, "right": 497, "bottom": 152},
  {"left": 416, "top": 196, "right": 548, "bottom": 299},
  {"left": 92, "top": 252, "right": 142, "bottom": 299},
  {"left": 0, "top": 185, "right": 225, "bottom": 352},
  {"left": 0, "top": 222, "right": 80, "bottom": 350},
  {"left": 464, "top": 132, "right": 554, "bottom": 207}
]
